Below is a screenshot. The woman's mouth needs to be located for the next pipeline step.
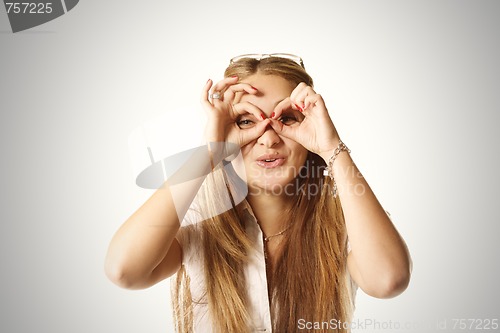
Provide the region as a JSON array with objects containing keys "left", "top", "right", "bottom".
[{"left": 256, "top": 155, "right": 286, "bottom": 168}]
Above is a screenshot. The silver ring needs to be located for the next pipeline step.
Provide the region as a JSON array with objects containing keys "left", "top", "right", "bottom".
[{"left": 210, "top": 92, "right": 222, "bottom": 100}]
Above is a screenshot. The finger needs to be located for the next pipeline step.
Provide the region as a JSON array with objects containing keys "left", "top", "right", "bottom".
[
  {"left": 272, "top": 97, "right": 304, "bottom": 121},
  {"left": 224, "top": 83, "right": 258, "bottom": 102},
  {"left": 303, "top": 93, "right": 325, "bottom": 113},
  {"left": 272, "top": 97, "right": 295, "bottom": 119},
  {"left": 210, "top": 76, "right": 239, "bottom": 98},
  {"left": 232, "top": 101, "right": 266, "bottom": 120},
  {"left": 201, "top": 79, "right": 215, "bottom": 110},
  {"left": 293, "top": 85, "right": 317, "bottom": 110},
  {"left": 289, "top": 82, "right": 309, "bottom": 103}
]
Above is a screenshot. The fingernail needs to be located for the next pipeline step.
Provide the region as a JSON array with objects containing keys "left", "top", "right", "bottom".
[
  {"left": 294, "top": 103, "right": 304, "bottom": 112},
  {"left": 207, "top": 79, "right": 211, "bottom": 84},
  {"left": 271, "top": 112, "right": 275, "bottom": 118},
  {"left": 251, "top": 85, "right": 258, "bottom": 91},
  {"left": 260, "top": 113, "right": 266, "bottom": 120},
  {"left": 231, "top": 75, "right": 238, "bottom": 78}
]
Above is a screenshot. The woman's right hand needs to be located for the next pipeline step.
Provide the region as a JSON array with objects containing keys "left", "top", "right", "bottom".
[{"left": 201, "top": 77, "right": 271, "bottom": 148}]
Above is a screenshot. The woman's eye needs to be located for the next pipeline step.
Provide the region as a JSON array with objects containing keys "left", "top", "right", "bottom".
[
  {"left": 279, "top": 115, "right": 298, "bottom": 126},
  {"left": 236, "top": 118, "right": 256, "bottom": 129}
]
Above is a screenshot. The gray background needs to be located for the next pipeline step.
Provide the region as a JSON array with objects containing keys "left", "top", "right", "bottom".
[{"left": 1, "top": 0, "right": 499, "bottom": 332}]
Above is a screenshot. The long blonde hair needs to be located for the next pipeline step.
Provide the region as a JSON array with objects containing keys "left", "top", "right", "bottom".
[{"left": 172, "top": 57, "right": 355, "bottom": 332}]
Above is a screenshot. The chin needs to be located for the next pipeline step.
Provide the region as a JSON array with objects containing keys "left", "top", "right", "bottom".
[
  {"left": 247, "top": 175, "right": 298, "bottom": 196},
  {"left": 244, "top": 162, "right": 304, "bottom": 196}
]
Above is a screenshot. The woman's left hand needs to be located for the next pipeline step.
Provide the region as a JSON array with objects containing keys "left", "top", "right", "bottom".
[{"left": 270, "top": 83, "right": 340, "bottom": 156}]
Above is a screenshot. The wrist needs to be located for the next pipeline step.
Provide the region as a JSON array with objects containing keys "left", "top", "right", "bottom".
[
  {"left": 322, "top": 139, "right": 351, "bottom": 198},
  {"left": 319, "top": 149, "right": 335, "bottom": 164},
  {"left": 206, "top": 141, "right": 240, "bottom": 167},
  {"left": 318, "top": 138, "right": 341, "bottom": 163}
]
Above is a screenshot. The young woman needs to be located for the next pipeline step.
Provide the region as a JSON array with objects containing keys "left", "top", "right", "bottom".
[{"left": 105, "top": 54, "right": 412, "bottom": 332}]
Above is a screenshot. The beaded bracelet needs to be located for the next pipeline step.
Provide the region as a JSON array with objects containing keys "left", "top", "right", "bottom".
[{"left": 323, "top": 140, "right": 351, "bottom": 198}]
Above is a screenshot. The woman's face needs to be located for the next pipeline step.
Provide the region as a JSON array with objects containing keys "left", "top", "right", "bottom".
[{"left": 235, "top": 73, "right": 308, "bottom": 195}]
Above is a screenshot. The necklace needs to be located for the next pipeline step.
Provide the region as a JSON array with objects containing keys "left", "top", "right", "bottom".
[
  {"left": 262, "top": 222, "right": 293, "bottom": 267},
  {"left": 263, "top": 224, "right": 291, "bottom": 268},
  {"left": 263, "top": 224, "right": 292, "bottom": 242}
]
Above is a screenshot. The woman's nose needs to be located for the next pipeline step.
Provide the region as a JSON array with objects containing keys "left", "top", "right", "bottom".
[{"left": 257, "top": 125, "right": 281, "bottom": 147}]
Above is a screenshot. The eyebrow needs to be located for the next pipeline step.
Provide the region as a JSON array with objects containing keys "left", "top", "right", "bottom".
[{"left": 238, "top": 112, "right": 258, "bottom": 119}]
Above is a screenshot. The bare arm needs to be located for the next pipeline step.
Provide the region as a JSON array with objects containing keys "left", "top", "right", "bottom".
[
  {"left": 105, "top": 78, "right": 269, "bottom": 289},
  {"left": 104, "top": 174, "right": 205, "bottom": 289},
  {"left": 271, "top": 83, "right": 412, "bottom": 298},
  {"left": 319, "top": 150, "right": 412, "bottom": 298}
]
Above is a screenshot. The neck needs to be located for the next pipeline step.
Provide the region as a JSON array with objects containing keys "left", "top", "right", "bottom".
[{"left": 246, "top": 192, "right": 291, "bottom": 238}]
